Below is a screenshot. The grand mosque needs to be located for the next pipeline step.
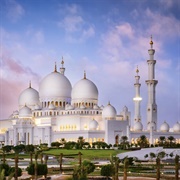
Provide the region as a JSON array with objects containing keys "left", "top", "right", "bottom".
[{"left": 0, "top": 38, "right": 180, "bottom": 147}]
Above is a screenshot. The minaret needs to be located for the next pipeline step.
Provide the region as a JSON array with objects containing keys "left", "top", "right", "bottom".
[
  {"left": 133, "top": 66, "right": 142, "bottom": 123},
  {"left": 146, "top": 36, "right": 158, "bottom": 131},
  {"left": 60, "top": 57, "right": 65, "bottom": 75}
]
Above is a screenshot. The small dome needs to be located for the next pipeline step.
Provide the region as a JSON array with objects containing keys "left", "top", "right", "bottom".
[
  {"left": 49, "top": 103, "right": 55, "bottom": 110},
  {"left": 147, "top": 122, "right": 156, "bottom": 131},
  {"left": 13, "top": 110, "right": 19, "bottom": 115},
  {"left": 89, "top": 119, "right": 99, "bottom": 130},
  {"left": 18, "top": 84, "right": 39, "bottom": 109},
  {"left": 68, "top": 105, "right": 74, "bottom": 110},
  {"left": 19, "top": 105, "right": 32, "bottom": 118},
  {"left": 123, "top": 106, "right": 128, "bottom": 112},
  {"left": 34, "top": 104, "right": 41, "bottom": 110},
  {"left": 134, "top": 121, "right": 143, "bottom": 131},
  {"left": 173, "top": 122, "right": 180, "bottom": 132},
  {"left": 71, "top": 74, "right": 98, "bottom": 105},
  {"left": 39, "top": 71, "right": 72, "bottom": 103},
  {"left": 102, "top": 103, "right": 117, "bottom": 120},
  {"left": 80, "top": 104, "right": 86, "bottom": 109},
  {"left": 100, "top": 105, "right": 104, "bottom": 110},
  {"left": 93, "top": 104, "right": 99, "bottom": 110},
  {"left": 160, "top": 121, "right": 169, "bottom": 132}
]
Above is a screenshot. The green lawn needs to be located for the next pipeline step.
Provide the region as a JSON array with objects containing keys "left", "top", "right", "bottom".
[{"left": 42, "top": 149, "right": 127, "bottom": 160}]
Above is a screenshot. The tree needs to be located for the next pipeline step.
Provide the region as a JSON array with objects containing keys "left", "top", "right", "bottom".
[
  {"left": 78, "top": 152, "right": 82, "bottom": 166},
  {"left": 25, "top": 144, "right": 34, "bottom": 164},
  {"left": 175, "top": 155, "right": 179, "bottom": 180},
  {"left": 149, "top": 152, "right": 156, "bottom": 161},
  {"left": 0, "top": 163, "right": 10, "bottom": 177},
  {"left": 168, "top": 136, "right": 175, "bottom": 147},
  {"left": 59, "top": 153, "right": 63, "bottom": 173},
  {"left": 144, "top": 154, "right": 148, "bottom": 159},
  {"left": 13, "top": 145, "right": 24, "bottom": 180},
  {"left": 8, "top": 167, "right": 22, "bottom": 177},
  {"left": 2, "top": 145, "right": 13, "bottom": 164},
  {"left": 156, "top": 157, "right": 160, "bottom": 180},
  {"left": 120, "top": 136, "right": 129, "bottom": 149},
  {"left": 159, "top": 136, "right": 166, "bottom": 146},
  {"left": 77, "top": 136, "right": 85, "bottom": 149},
  {"left": 123, "top": 157, "right": 129, "bottom": 180},
  {"left": 137, "top": 135, "right": 149, "bottom": 148},
  {"left": 101, "top": 164, "right": 114, "bottom": 180},
  {"left": 157, "top": 151, "right": 166, "bottom": 159},
  {"left": 26, "top": 164, "right": 48, "bottom": 177},
  {"left": 82, "top": 160, "right": 95, "bottom": 174}
]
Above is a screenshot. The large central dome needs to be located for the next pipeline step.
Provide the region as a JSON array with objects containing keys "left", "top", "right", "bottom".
[{"left": 39, "top": 70, "right": 72, "bottom": 106}]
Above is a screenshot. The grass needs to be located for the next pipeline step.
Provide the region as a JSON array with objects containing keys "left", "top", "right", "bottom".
[{"left": 42, "top": 149, "right": 127, "bottom": 160}]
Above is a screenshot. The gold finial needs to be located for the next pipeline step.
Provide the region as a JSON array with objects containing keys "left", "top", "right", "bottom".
[
  {"left": 54, "top": 62, "right": 57, "bottom": 72},
  {"left": 136, "top": 65, "right": 139, "bottom": 75},
  {"left": 61, "top": 56, "right": 64, "bottom": 67},
  {"left": 108, "top": 101, "right": 110, "bottom": 105},
  {"left": 150, "top": 35, "right": 153, "bottom": 49},
  {"left": 29, "top": 81, "right": 31, "bottom": 88},
  {"left": 84, "top": 70, "right": 86, "bottom": 79}
]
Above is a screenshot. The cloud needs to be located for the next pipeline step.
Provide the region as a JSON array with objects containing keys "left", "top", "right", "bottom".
[
  {"left": 57, "top": 4, "right": 95, "bottom": 42},
  {"left": 0, "top": 46, "right": 40, "bottom": 119},
  {"left": 145, "top": 8, "right": 179, "bottom": 39},
  {"left": 5, "top": 0, "right": 25, "bottom": 22}
]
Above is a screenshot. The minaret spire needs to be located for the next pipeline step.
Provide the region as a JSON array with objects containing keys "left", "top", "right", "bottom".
[
  {"left": 54, "top": 62, "right": 57, "bottom": 72},
  {"left": 60, "top": 56, "right": 65, "bottom": 75},
  {"left": 146, "top": 36, "right": 158, "bottom": 131},
  {"left": 133, "top": 66, "right": 142, "bottom": 125},
  {"left": 84, "top": 70, "right": 86, "bottom": 79},
  {"left": 29, "top": 81, "right": 31, "bottom": 88}
]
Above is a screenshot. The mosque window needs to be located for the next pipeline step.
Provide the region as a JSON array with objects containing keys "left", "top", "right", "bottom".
[
  {"left": 63, "top": 102, "right": 65, "bottom": 107},
  {"left": 50, "top": 112, "right": 52, "bottom": 116},
  {"left": 48, "top": 102, "right": 50, "bottom": 107},
  {"left": 55, "top": 101, "right": 58, "bottom": 107},
  {"left": 60, "top": 102, "right": 62, "bottom": 107},
  {"left": 97, "top": 111, "right": 99, "bottom": 114}
]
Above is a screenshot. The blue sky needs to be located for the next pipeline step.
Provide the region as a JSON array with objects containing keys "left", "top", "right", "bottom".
[{"left": 0, "top": 0, "right": 180, "bottom": 129}]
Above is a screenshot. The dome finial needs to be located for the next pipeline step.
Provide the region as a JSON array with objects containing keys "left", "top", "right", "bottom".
[
  {"left": 61, "top": 56, "right": 64, "bottom": 67},
  {"left": 29, "top": 81, "right": 31, "bottom": 88},
  {"left": 108, "top": 101, "right": 110, "bottom": 105},
  {"left": 84, "top": 70, "right": 86, "bottom": 79},
  {"left": 136, "top": 65, "right": 139, "bottom": 75},
  {"left": 54, "top": 62, "right": 57, "bottom": 72},
  {"left": 150, "top": 35, "right": 153, "bottom": 49}
]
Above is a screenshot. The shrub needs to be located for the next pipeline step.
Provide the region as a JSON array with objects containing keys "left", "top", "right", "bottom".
[
  {"left": 82, "top": 160, "right": 95, "bottom": 174},
  {"left": 0, "top": 163, "right": 10, "bottom": 176},
  {"left": 26, "top": 163, "right": 48, "bottom": 176},
  {"left": 101, "top": 164, "right": 114, "bottom": 178},
  {"left": 8, "top": 167, "right": 22, "bottom": 177}
]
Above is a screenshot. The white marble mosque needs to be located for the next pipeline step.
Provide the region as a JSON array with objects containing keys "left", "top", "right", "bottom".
[{"left": 0, "top": 38, "right": 179, "bottom": 147}]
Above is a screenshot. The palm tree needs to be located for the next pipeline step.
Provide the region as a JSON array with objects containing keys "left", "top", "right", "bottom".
[
  {"left": 59, "top": 153, "right": 63, "bottom": 174},
  {"left": 13, "top": 145, "right": 23, "bottom": 180},
  {"left": 34, "top": 149, "right": 38, "bottom": 180},
  {"left": 168, "top": 136, "right": 175, "bottom": 147},
  {"left": 175, "top": 155, "right": 179, "bottom": 180},
  {"left": 78, "top": 152, "right": 82, "bottom": 166},
  {"left": 123, "top": 157, "right": 129, "bottom": 180},
  {"left": 159, "top": 136, "right": 166, "bottom": 146},
  {"left": 2, "top": 145, "right": 12, "bottom": 164},
  {"left": 25, "top": 144, "right": 34, "bottom": 164},
  {"left": 137, "top": 135, "right": 149, "bottom": 148},
  {"left": 120, "top": 136, "right": 129, "bottom": 149},
  {"left": 156, "top": 157, "right": 160, "bottom": 180},
  {"left": 77, "top": 136, "right": 85, "bottom": 149}
]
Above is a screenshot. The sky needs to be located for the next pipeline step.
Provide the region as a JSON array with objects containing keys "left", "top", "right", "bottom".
[{"left": 0, "top": 0, "right": 180, "bottom": 129}]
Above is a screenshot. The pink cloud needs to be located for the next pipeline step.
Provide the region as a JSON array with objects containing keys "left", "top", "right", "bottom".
[{"left": 0, "top": 46, "right": 40, "bottom": 119}]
